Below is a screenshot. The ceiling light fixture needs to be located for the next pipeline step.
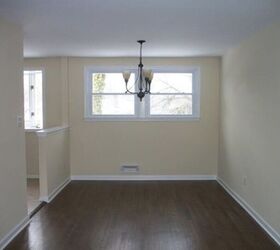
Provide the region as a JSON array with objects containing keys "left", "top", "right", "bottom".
[{"left": 122, "top": 40, "right": 153, "bottom": 101}]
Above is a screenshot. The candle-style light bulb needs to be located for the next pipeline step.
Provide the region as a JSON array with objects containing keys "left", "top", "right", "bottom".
[
  {"left": 122, "top": 71, "right": 131, "bottom": 83},
  {"left": 149, "top": 72, "right": 154, "bottom": 82},
  {"left": 143, "top": 69, "right": 152, "bottom": 80}
]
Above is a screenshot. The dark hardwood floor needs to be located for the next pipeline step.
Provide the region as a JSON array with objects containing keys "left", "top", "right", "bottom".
[{"left": 6, "top": 181, "right": 279, "bottom": 250}]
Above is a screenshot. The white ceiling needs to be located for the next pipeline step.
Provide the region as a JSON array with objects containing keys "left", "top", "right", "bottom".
[{"left": 0, "top": 0, "right": 280, "bottom": 57}]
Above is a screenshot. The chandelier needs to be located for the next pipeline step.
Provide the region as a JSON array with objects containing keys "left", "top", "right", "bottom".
[{"left": 122, "top": 40, "right": 153, "bottom": 101}]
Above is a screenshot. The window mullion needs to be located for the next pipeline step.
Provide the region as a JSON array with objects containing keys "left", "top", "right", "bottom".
[
  {"left": 149, "top": 93, "right": 193, "bottom": 95},
  {"left": 92, "top": 93, "right": 128, "bottom": 95}
]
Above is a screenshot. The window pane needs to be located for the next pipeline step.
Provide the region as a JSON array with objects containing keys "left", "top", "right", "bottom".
[
  {"left": 92, "top": 95, "right": 134, "bottom": 115},
  {"left": 150, "top": 73, "right": 192, "bottom": 93},
  {"left": 23, "top": 71, "right": 43, "bottom": 129},
  {"left": 150, "top": 95, "right": 192, "bottom": 115},
  {"left": 92, "top": 73, "right": 135, "bottom": 93}
]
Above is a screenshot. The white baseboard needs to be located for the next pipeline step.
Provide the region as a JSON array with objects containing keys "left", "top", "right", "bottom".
[
  {"left": 217, "top": 178, "right": 280, "bottom": 246},
  {"left": 0, "top": 216, "right": 30, "bottom": 250},
  {"left": 71, "top": 175, "right": 217, "bottom": 181},
  {"left": 27, "top": 175, "right": 39, "bottom": 179},
  {"left": 40, "top": 177, "right": 71, "bottom": 203}
]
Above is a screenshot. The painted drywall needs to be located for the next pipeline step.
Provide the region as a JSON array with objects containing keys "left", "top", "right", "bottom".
[
  {"left": 219, "top": 22, "right": 280, "bottom": 236},
  {"left": 38, "top": 128, "right": 70, "bottom": 200},
  {"left": 24, "top": 58, "right": 69, "bottom": 178},
  {"left": 25, "top": 132, "right": 39, "bottom": 176},
  {"left": 0, "top": 19, "right": 27, "bottom": 243},
  {"left": 69, "top": 57, "right": 220, "bottom": 175}
]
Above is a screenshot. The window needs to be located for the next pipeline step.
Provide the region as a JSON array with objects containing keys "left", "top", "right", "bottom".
[
  {"left": 149, "top": 73, "right": 194, "bottom": 116},
  {"left": 85, "top": 67, "right": 200, "bottom": 121},
  {"left": 88, "top": 72, "right": 136, "bottom": 116},
  {"left": 23, "top": 70, "right": 43, "bottom": 129}
]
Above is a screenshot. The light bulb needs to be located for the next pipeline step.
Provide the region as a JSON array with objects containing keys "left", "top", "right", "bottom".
[{"left": 122, "top": 71, "right": 131, "bottom": 83}]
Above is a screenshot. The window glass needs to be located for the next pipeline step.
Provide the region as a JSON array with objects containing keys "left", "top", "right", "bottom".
[
  {"left": 85, "top": 69, "right": 199, "bottom": 120},
  {"left": 150, "top": 95, "right": 193, "bottom": 115},
  {"left": 92, "top": 73, "right": 135, "bottom": 93},
  {"left": 150, "top": 73, "right": 192, "bottom": 93},
  {"left": 92, "top": 95, "right": 134, "bottom": 115},
  {"left": 24, "top": 70, "right": 43, "bottom": 129},
  {"left": 91, "top": 73, "right": 135, "bottom": 115}
]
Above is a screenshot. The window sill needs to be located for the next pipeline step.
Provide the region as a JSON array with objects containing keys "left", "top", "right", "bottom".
[
  {"left": 25, "top": 128, "right": 42, "bottom": 133},
  {"left": 84, "top": 116, "right": 200, "bottom": 122}
]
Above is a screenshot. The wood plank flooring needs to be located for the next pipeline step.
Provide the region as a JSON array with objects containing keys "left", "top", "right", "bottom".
[{"left": 6, "top": 181, "right": 279, "bottom": 250}]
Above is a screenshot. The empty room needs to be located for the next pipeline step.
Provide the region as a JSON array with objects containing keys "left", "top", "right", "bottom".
[{"left": 0, "top": 0, "right": 280, "bottom": 249}]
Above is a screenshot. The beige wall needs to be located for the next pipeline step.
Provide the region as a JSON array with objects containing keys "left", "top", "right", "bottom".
[
  {"left": 25, "top": 132, "right": 39, "bottom": 176},
  {"left": 24, "top": 57, "right": 220, "bottom": 176},
  {"left": 0, "top": 19, "right": 27, "bottom": 244},
  {"left": 219, "top": 22, "right": 280, "bottom": 236},
  {"left": 24, "top": 58, "right": 69, "bottom": 177},
  {"left": 38, "top": 128, "right": 70, "bottom": 201},
  {"left": 69, "top": 57, "right": 220, "bottom": 175}
]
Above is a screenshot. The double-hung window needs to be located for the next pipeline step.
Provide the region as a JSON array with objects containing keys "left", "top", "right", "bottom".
[
  {"left": 85, "top": 67, "right": 200, "bottom": 121},
  {"left": 85, "top": 70, "right": 137, "bottom": 118},
  {"left": 147, "top": 70, "right": 199, "bottom": 118},
  {"left": 23, "top": 70, "right": 44, "bottom": 129}
]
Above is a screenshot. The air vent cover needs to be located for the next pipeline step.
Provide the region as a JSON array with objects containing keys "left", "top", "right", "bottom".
[{"left": 121, "top": 165, "right": 139, "bottom": 173}]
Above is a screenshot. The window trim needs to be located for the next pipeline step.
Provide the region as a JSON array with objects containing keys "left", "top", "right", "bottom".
[
  {"left": 23, "top": 67, "right": 46, "bottom": 130},
  {"left": 84, "top": 66, "right": 200, "bottom": 122},
  {"left": 84, "top": 66, "right": 139, "bottom": 120},
  {"left": 145, "top": 67, "right": 200, "bottom": 120}
]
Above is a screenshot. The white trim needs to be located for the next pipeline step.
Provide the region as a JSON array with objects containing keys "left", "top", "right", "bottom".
[
  {"left": 84, "top": 66, "right": 201, "bottom": 121},
  {"left": 23, "top": 68, "right": 46, "bottom": 130},
  {"left": 0, "top": 216, "right": 30, "bottom": 250},
  {"left": 146, "top": 67, "right": 201, "bottom": 119},
  {"left": 27, "top": 175, "right": 39, "bottom": 179},
  {"left": 25, "top": 129, "right": 41, "bottom": 133},
  {"left": 36, "top": 126, "right": 69, "bottom": 137},
  {"left": 84, "top": 116, "right": 200, "bottom": 122},
  {"left": 217, "top": 178, "right": 280, "bottom": 246},
  {"left": 84, "top": 67, "right": 138, "bottom": 120},
  {"left": 40, "top": 178, "right": 71, "bottom": 203},
  {"left": 71, "top": 175, "right": 216, "bottom": 181}
]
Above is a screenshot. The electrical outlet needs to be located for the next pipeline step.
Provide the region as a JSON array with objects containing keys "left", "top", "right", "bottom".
[{"left": 17, "top": 115, "right": 23, "bottom": 128}]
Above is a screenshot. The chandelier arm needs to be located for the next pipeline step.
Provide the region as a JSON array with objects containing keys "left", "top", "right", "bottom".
[
  {"left": 125, "top": 83, "right": 137, "bottom": 94},
  {"left": 126, "top": 89, "right": 137, "bottom": 94},
  {"left": 126, "top": 90, "right": 137, "bottom": 94},
  {"left": 144, "top": 88, "right": 151, "bottom": 94},
  {"left": 144, "top": 79, "right": 148, "bottom": 92},
  {"left": 143, "top": 79, "right": 151, "bottom": 93}
]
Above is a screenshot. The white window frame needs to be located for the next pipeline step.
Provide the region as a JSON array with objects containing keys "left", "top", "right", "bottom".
[
  {"left": 84, "top": 66, "right": 200, "bottom": 121},
  {"left": 24, "top": 68, "right": 46, "bottom": 131},
  {"left": 84, "top": 67, "right": 139, "bottom": 120},
  {"left": 145, "top": 67, "right": 200, "bottom": 120}
]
